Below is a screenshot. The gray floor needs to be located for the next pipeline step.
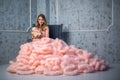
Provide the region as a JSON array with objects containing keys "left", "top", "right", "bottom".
[{"left": 0, "top": 64, "right": 120, "bottom": 80}]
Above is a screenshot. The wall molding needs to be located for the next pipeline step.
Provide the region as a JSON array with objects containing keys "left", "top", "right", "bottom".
[
  {"left": 0, "top": 0, "right": 114, "bottom": 32},
  {"left": 58, "top": 0, "right": 114, "bottom": 32},
  {"left": 0, "top": 0, "right": 31, "bottom": 32}
]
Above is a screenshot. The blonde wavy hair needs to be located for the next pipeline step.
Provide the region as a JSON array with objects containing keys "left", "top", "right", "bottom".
[{"left": 36, "top": 14, "right": 47, "bottom": 31}]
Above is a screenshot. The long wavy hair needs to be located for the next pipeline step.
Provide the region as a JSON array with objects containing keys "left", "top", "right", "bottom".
[{"left": 36, "top": 14, "right": 47, "bottom": 31}]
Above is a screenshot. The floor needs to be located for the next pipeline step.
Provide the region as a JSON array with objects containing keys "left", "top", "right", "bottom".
[{"left": 0, "top": 64, "right": 120, "bottom": 80}]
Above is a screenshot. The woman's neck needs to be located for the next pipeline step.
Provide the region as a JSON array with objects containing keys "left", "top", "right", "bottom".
[{"left": 37, "top": 25, "right": 42, "bottom": 28}]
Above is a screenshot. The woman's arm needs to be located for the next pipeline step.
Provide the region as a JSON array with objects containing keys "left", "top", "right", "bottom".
[
  {"left": 45, "top": 26, "right": 49, "bottom": 37},
  {"left": 31, "top": 27, "right": 36, "bottom": 39}
]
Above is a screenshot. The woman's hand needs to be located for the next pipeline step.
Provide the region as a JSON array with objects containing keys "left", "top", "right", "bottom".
[
  {"left": 34, "top": 31, "right": 42, "bottom": 37},
  {"left": 31, "top": 27, "right": 42, "bottom": 39}
]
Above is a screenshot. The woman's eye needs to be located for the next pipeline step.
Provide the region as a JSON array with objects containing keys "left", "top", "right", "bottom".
[{"left": 38, "top": 19, "right": 43, "bottom": 21}]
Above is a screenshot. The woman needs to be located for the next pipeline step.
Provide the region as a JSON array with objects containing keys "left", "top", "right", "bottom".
[
  {"left": 31, "top": 14, "right": 49, "bottom": 39},
  {"left": 7, "top": 14, "right": 109, "bottom": 76}
]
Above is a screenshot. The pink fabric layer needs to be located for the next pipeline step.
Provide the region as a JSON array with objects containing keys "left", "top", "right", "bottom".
[{"left": 7, "top": 38, "right": 108, "bottom": 75}]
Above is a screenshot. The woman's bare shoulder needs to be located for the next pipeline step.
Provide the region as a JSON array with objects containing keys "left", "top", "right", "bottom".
[{"left": 44, "top": 25, "right": 49, "bottom": 30}]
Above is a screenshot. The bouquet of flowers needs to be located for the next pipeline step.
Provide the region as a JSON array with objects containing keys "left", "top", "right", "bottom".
[
  {"left": 32, "top": 29, "right": 42, "bottom": 39},
  {"left": 34, "top": 31, "right": 42, "bottom": 37}
]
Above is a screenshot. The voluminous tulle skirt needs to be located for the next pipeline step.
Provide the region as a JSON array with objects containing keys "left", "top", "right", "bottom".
[{"left": 7, "top": 38, "right": 108, "bottom": 75}]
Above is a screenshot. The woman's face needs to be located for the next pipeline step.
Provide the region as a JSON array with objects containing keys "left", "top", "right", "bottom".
[{"left": 38, "top": 16, "right": 44, "bottom": 26}]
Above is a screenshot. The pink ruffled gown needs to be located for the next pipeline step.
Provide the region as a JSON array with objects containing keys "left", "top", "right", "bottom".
[{"left": 7, "top": 28, "right": 109, "bottom": 76}]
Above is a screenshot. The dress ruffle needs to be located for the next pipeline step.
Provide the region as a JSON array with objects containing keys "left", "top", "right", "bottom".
[{"left": 7, "top": 38, "right": 108, "bottom": 75}]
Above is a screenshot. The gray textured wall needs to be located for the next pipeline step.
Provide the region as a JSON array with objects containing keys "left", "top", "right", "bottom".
[
  {"left": 0, "top": 0, "right": 37, "bottom": 64},
  {"left": 37, "top": 0, "right": 120, "bottom": 63},
  {"left": 0, "top": 0, "right": 120, "bottom": 64}
]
